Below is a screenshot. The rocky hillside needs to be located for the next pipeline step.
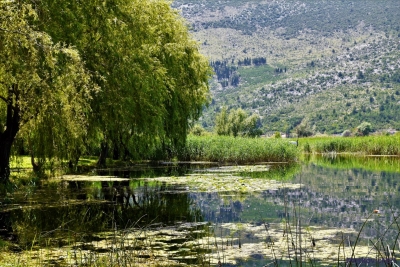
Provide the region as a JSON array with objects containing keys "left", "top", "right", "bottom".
[{"left": 172, "top": 0, "right": 400, "bottom": 134}]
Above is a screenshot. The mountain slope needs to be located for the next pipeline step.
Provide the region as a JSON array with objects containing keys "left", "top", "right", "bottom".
[{"left": 172, "top": 0, "right": 400, "bottom": 134}]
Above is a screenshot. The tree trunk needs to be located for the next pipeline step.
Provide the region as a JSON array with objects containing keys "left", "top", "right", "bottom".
[
  {"left": 30, "top": 154, "right": 44, "bottom": 176},
  {"left": 0, "top": 139, "right": 13, "bottom": 184},
  {"left": 68, "top": 149, "right": 81, "bottom": 173},
  {"left": 97, "top": 141, "right": 108, "bottom": 168},
  {"left": 27, "top": 134, "right": 45, "bottom": 176},
  {"left": 112, "top": 145, "right": 120, "bottom": 160},
  {"left": 0, "top": 84, "right": 21, "bottom": 184}
]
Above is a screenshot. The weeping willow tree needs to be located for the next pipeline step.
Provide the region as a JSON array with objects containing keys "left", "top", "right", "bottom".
[
  {"left": 215, "top": 107, "right": 262, "bottom": 137},
  {"left": 20, "top": 0, "right": 212, "bottom": 168},
  {"left": 0, "top": 3, "right": 95, "bottom": 183}
]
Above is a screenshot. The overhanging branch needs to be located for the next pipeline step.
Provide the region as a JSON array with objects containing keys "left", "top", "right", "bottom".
[{"left": 0, "top": 95, "right": 8, "bottom": 104}]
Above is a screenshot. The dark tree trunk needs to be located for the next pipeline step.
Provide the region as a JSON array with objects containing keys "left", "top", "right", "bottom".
[
  {"left": 0, "top": 138, "right": 13, "bottom": 184},
  {"left": 68, "top": 157, "right": 79, "bottom": 173},
  {"left": 0, "top": 84, "right": 21, "bottom": 184},
  {"left": 30, "top": 154, "right": 44, "bottom": 176},
  {"left": 112, "top": 145, "right": 120, "bottom": 160},
  {"left": 68, "top": 149, "right": 82, "bottom": 173},
  {"left": 97, "top": 141, "right": 108, "bottom": 168}
]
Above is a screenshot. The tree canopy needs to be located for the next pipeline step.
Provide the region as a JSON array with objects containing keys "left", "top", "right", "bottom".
[
  {"left": 36, "top": 0, "right": 212, "bottom": 166},
  {"left": 215, "top": 107, "right": 262, "bottom": 137},
  {"left": 0, "top": 0, "right": 211, "bottom": 183},
  {"left": 0, "top": 3, "right": 95, "bottom": 182}
]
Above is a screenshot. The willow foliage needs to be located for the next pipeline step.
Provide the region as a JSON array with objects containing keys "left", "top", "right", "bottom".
[
  {"left": 0, "top": 0, "right": 212, "bottom": 180},
  {"left": 35, "top": 0, "right": 212, "bottom": 163},
  {"left": 0, "top": 2, "right": 95, "bottom": 181}
]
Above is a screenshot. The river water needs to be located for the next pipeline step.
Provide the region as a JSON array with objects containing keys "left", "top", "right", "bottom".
[{"left": 1, "top": 156, "right": 400, "bottom": 266}]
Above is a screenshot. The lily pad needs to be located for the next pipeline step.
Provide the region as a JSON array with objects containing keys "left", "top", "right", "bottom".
[{"left": 139, "top": 173, "right": 302, "bottom": 193}]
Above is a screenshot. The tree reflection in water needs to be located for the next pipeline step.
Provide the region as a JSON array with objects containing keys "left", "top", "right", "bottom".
[
  {"left": 1, "top": 159, "right": 400, "bottom": 266},
  {"left": 1, "top": 178, "right": 203, "bottom": 250}
]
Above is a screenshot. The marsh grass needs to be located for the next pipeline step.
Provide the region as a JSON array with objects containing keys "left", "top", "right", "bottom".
[
  {"left": 179, "top": 135, "right": 299, "bottom": 163},
  {"left": 260, "top": 198, "right": 400, "bottom": 267},
  {"left": 299, "top": 135, "right": 400, "bottom": 156},
  {"left": 0, "top": 208, "right": 212, "bottom": 267}
]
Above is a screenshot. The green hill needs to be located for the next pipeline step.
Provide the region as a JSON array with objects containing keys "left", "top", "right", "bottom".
[{"left": 172, "top": 0, "right": 400, "bottom": 134}]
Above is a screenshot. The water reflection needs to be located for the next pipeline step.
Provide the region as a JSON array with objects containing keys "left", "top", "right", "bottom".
[
  {"left": 1, "top": 178, "right": 203, "bottom": 250},
  {"left": 1, "top": 158, "right": 400, "bottom": 266}
]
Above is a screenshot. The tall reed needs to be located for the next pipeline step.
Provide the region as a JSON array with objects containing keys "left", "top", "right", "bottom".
[
  {"left": 299, "top": 135, "right": 400, "bottom": 156},
  {"left": 177, "top": 135, "right": 299, "bottom": 163}
]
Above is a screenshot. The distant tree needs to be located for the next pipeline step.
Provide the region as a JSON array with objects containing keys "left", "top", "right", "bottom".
[
  {"left": 215, "top": 107, "right": 262, "bottom": 137},
  {"left": 210, "top": 60, "right": 239, "bottom": 87},
  {"left": 241, "top": 114, "right": 263, "bottom": 137},
  {"left": 355, "top": 122, "right": 372, "bottom": 136},
  {"left": 215, "top": 106, "right": 230, "bottom": 136},
  {"left": 230, "top": 73, "right": 241, "bottom": 87},
  {"left": 356, "top": 70, "right": 365, "bottom": 80},
  {"left": 295, "top": 119, "right": 314, "bottom": 137},
  {"left": 252, "top": 57, "right": 267, "bottom": 66},
  {"left": 228, "top": 108, "right": 248, "bottom": 137}
]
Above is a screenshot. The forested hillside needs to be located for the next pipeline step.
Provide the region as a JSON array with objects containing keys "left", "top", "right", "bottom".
[{"left": 173, "top": 0, "right": 400, "bottom": 134}]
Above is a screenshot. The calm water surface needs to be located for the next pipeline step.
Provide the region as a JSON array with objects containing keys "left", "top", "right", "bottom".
[{"left": 1, "top": 156, "right": 400, "bottom": 266}]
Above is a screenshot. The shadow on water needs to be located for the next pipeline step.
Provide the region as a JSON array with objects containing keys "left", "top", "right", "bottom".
[
  {"left": 1, "top": 159, "right": 400, "bottom": 266},
  {"left": 1, "top": 181, "right": 203, "bottom": 241}
]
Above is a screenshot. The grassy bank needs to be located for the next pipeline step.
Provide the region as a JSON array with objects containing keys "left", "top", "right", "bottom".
[
  {"left": 177, "top": 135, "right": 299, "bottom": 163},
  {"left": 299, "top": 135, "right": 400, "bottom": 156}
]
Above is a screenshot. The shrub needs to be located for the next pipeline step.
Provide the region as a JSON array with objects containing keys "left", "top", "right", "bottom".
[
  {"left": 355, "top": 122, "right": 372, "bottom": 136},
  {"left": 296, "top": 120, "right": 314, "bottom": 137}
]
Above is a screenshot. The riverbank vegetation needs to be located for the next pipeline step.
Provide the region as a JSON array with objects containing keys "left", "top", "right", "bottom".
[
  {"left": 8, "top": 134, "right": 400, "bottom": 182},
  {"left": 178, "top": 135, "right": 299, "bottom": 163},
  {"left": 299, "top": 134, "right": 400, "bottom": 156}
]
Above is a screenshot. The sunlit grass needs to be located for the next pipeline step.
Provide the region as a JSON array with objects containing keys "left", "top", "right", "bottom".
[{"left": 10, "top": 155, "right": 31, "bottom": 169}]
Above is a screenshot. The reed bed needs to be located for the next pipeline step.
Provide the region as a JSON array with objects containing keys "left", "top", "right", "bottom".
[
  {"left": 299, "top": 135, "right": 400, "bottom": 156},
  {"left": 178, "top": 135, "right": 299, "bottom": 163}
]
